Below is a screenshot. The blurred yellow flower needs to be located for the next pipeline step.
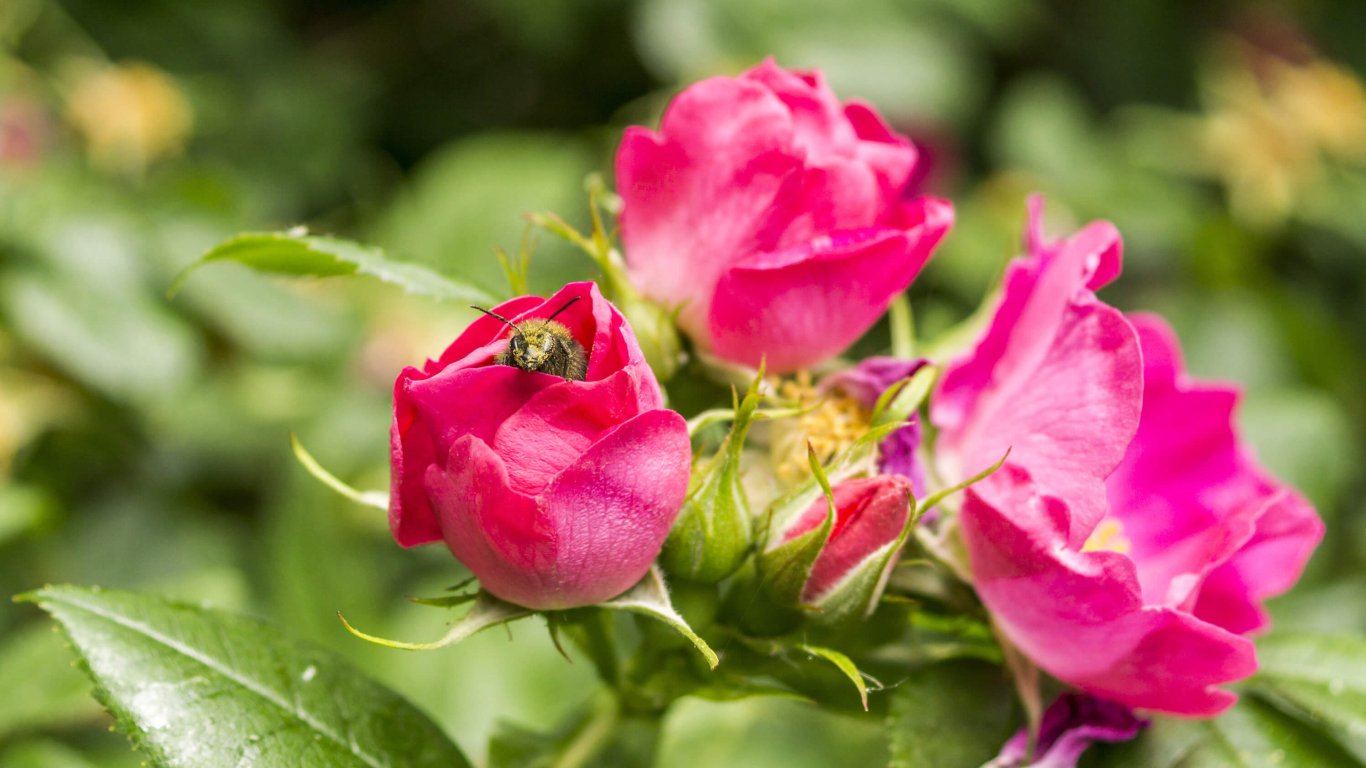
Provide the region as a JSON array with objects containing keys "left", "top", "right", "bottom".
[
  {"left": 64, "top": 61, "right": 192, "bottom": 173},
  {"left": 1199, "top": 46, "right": 1366, "bottom": 226}
]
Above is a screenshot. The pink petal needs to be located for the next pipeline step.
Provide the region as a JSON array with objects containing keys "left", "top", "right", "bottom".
[
  {"left": 708, "top": 196, "right": 952, "bottom": 372},
  {"left": 962, "top": 468, "right": 1257, "bottom": 717},
  {"left": 428, "top": 435, "right": 551, "bottom": 607},
  {"left": 391, "top": 364, "right": 556, "bottom": 547},
  {"left": 491, "top": 369, "right": 652, "bottom": 496},
  {"left": 1107, "top": 314, "right": 1324, "bottom": 632},
  {"left": 616, "top": 78, "right": 803, "bottom": 331},
  {"left": 783, "top": 475, "right": 914, "bottom": 602},
  {"left": 935, "top": 201, "right": 1140, "bottom": 546},
  {"left": 536, "top": 409, "right": 692, "bottom": 608}
]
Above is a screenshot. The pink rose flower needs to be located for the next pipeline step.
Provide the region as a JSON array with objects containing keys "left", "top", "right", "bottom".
[
  {"left": 939, "top": 199, "right": 1322, "bottom": 716},
  {"left": 389, "top": 281, "right": 691, "bottom": 610},
  {"left": 616, "top": 59, "right": 952, "bottom": 373},
  {"left": 782, "top": 475, "right": 914, "bottom": 606}
]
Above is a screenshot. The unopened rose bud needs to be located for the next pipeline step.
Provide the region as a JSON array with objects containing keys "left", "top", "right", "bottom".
[
  {"left": 661, "top": 374, "right": 761, "bottom": 582},
  {"left": 778, "top": 475, "right": 914, "bottom": 623}
]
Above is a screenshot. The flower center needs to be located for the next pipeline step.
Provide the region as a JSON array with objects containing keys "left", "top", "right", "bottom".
[
  {"left": 1081, "top": 518, "right": 1132, "bottom": 555},
  {"left": 772, "top": 372, "right": 871, "bottom": 483}
]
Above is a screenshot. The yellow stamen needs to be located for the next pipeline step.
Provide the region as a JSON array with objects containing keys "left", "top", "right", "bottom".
[
  {"left": 771, "top": 372, "right": 871, "bottom": 483},
  {"left": 1082, "top": 518, "right": 1132, "bottom": 555}
]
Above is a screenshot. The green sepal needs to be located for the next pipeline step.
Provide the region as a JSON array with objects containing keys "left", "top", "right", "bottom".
[
  {"left": 661, "top": 368, "right": 763, "bottom": 582},
  {"left": 290, "top": 434, "right": 387, "bottom": 511},
  {"left": 753, "top": 446, "right": 836, "bottom": 617},
  {"left": 600, "top": 567, "right": 718, "bottom": 669},
  {"left": 870, "top": 364, "right": 939, "bottom": 430},
  {"left": 797, "top": 644, "right": 872, "bottom": 711},
  {"left": 339, "top": 591, "right": 529, "bottom": 651},
  {"left": 530, "top": 180, "right": 684, "bottom": 380},
  {"left": 791, "top": 428, "right": 1007, "bottom": 627}
]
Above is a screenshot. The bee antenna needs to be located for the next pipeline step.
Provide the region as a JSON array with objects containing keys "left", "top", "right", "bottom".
[
  {"left": 547, "top": 296, "right": 581, "bottom": 321},
  {"left": 470, "top": 306, "right": 519, "bottom": 333}
]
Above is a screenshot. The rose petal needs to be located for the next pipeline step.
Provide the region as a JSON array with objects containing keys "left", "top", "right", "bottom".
[
  {"left": 963, "top": 468, "right": 1257, "bottom": 717},
  {"left": 708, "top": 196, "right": 952, "bottom": 372},
  {"left": 536, "top": 409, "right": 691, "bottom": 608},
  {"left": 428, "top": 434, "right": 550, "bottom": 608}
]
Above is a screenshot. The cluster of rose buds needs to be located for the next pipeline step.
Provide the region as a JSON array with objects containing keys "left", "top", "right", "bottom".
[{"left": 386, "top": 58, "right": 1322, "bottom": 734}]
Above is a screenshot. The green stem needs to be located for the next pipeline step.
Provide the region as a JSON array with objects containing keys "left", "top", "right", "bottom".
[
  {"left": 552, "top": 691, "right": 621, "bottom": 768},
  {"left": 889, "top": 294, "right": 915, "bottom": 359}
]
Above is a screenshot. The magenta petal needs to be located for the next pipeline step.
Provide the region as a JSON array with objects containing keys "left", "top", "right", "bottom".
[
  {"left": 708, "top": 197, "right": 952, "bottom": 372},
  {"left": 938, "top": 296, "right": 1142, "bottom": 546},
  {"left": 1107, "top": 313, "right": 1324, "bottom": 633},
  {"left": 491, "top": 370, "right": 648, "bottom": 496},
  {"left": 430, "top": 295, "right": 543, "bottom": 371},
  {"left": 428, "top": 435, "right": 549, "bottom": 608},
  {"left": 962, "top": 470, "right": 1257, "bottom": 717},
  {"left": 391, "top": 364, "right": 556, "bottom": 547},
  {"left": 537, "top": 409, "right": 691, "bottom": 609},
  {"left": 992, "top": 694, "right": 1145, "bottom": 768}
]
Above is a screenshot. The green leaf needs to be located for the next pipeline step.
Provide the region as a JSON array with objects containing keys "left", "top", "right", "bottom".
[
  {"left": 19, "top": 585, "right": 472, "bottom": 768},
  {"left": 172, "top": 231, "right": 496, "bottom": 305},
  {"left": 601, "top": 567, "right": 718, "bottom": 669},
  {"left": 886, "top": 659, "right": 1016, "bottom": 768},
  {"left": 796, "top": 644, "right": 869, "bottom": 711},
  {"left": 1250, "top": 632, "right": 1366, "bottom": 761},
  {"left": 1090, "top": 697, "right": 1365, "bottom": 768}
]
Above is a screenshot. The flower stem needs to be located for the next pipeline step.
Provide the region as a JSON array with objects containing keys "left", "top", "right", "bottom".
[{"left": 552, "top": 691, "right": 621, "bottom": 768}]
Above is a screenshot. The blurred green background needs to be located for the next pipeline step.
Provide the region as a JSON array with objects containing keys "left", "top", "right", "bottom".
[{"left": 2, "top": 0, "right": 1364, "bottom": 765}]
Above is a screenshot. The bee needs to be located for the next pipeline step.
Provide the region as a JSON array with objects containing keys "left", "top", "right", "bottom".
[{"left": 471, "top": 297, "right": 588, "bottom": 381}]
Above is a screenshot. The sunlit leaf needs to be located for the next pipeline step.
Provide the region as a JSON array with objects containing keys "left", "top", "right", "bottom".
[
  {"left": 172, "top": 231, "right": 496, "bottom": 305},
  {"left": 20, "top": 585, "right": 472, "bottom": 767}
]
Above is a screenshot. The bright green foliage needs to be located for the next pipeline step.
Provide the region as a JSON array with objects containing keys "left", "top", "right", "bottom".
[
  {"left": 173, "top": 231, "right": 496, "bottom": 305},
  {"left": 19, "top": 586, "right": 472, "bottom": 768}
]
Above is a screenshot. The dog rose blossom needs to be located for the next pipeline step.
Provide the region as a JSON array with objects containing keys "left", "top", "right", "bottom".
[
  {"left": 389, "top": 281, "right": 691, "bottom": 610},
  {"left": 943, "top": 200, "right": 1323, "bottom": 716},
  {"left": 616, "top": 59, "right": 952, "bottom": 373}
]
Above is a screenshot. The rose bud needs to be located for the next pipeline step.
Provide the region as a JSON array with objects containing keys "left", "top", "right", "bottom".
[
  {"left": 616, "top": 58, "right": 952, "bottom": 373},
  {"left": 388, "top": 281, "right": 691, "bottom": 610},
  {"left": 661, "top": 372, "right": 762, "bottom": 583},
  {"left": 759, "top": 475, "right": 915, "bottom": 625}
]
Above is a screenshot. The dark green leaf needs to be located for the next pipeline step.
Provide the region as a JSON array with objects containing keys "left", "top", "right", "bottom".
[
  {"left": 19, "top": 585, "right": 471, "bottom": 768},
  {"left": 1088, "top": 697, "right": 1364, "bottom": 768},
  {"left": 1251, "top": 632, "right": 1366, "bottom": 761},
  {"left": 174, "top": 231, "right": 496, "bottom": 305},
  {"left": 886, "top": 659, "right": 1017, "bottom": 768}
]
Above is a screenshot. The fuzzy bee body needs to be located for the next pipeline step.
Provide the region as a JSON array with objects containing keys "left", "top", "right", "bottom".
[
  {"left": 474, "top": 298, "right": 589, "bottom": 381},
  {"left": 495, "top": 318, "right": 588, "bottom": 380}
]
